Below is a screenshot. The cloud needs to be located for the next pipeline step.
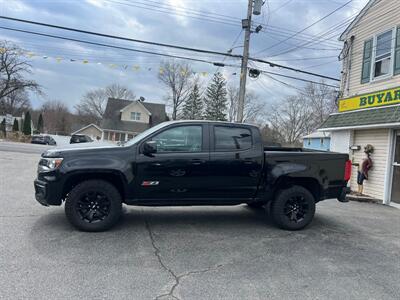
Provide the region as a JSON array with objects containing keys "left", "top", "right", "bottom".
[{"left": 0, "top": 0, "right": 364, "bottom": 112}]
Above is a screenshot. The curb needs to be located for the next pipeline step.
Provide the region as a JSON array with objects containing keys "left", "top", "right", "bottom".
[{"left": 346, "top": 194, "right": 381, "bottom": 204}]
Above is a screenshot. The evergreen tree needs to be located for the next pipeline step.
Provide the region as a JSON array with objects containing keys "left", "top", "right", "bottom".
[
  {"left": 12, "top": 118, "right": 19, "bottom": 131},
  {"left": 181, "top": 83, "right": 203, "bottom": 119},
  {"left": 37, "top": 113, "right": 44, "bottom": 133},
  {"left": 23, "top": 111, "right": 32, "bottom": 135},
  {"left": 203, "top": 72, "right": 228, "bottom": 121}
]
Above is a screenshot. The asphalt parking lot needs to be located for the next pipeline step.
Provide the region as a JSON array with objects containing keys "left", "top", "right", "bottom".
[{"left": 1, "top": 143, "right": 400, "bottom": 300}]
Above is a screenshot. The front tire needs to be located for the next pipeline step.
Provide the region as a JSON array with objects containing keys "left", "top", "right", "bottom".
[
  {"left": 65, "top": 180, "right": 122, "bottom": 232},
  {"left": 271, "top": 185, "right": 315, "bottom": 231}
]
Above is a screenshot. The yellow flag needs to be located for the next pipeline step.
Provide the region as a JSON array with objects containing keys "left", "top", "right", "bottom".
[
  {"left": 83, "top": 60, "right": 89, "bottom": 64},
  {"left": 133, "top": 65, "right": 140, "bottom": 71},
  {"left": 56, "top": 57, "right": 62, "bottom": 63},
  {"left": 201, "top": 72, "right": 208, "bottom": 77}
]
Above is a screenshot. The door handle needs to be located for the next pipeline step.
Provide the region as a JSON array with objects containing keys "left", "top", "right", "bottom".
[
  {"left": 243, "top": 158, "right": 254, "bottom": 165},
  {"left": 151, "top": 162, "right": 162, "bottom": 167},
  {"left": 191, "top": 159, "right": 206, "bottom": 165}
]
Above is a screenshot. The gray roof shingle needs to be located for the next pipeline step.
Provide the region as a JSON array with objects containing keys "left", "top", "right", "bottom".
[{"left": 320, "top": 105, "right": 400, "bottom": 129}]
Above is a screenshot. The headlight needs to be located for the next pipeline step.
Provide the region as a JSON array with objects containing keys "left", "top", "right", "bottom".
[{"left": 38, "top": 158, "right": 63, "bottom": 173}]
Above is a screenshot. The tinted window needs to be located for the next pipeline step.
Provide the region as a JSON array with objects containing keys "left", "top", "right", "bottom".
[
  {"left": 151, "top": 125, "right": 202, "bottom": 152},
  {"left": 214, "top": 126, "right": 252, "bottom": 151}
]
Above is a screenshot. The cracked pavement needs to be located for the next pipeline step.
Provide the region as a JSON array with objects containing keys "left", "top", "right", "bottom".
[{"left": 1, "top": 146, "right": 400, "bottom": 299}]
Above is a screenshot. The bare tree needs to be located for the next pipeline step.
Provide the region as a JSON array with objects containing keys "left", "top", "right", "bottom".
[
  {"left": 158, "top": 60, "right": 193, "bottom": 120},
  {"left": 302, "top": 82, "right": 337, "bottom": 128},
  {"left": 267, "top": 95, "right": 313, "bottom": 146},
  {"left": 41, "top": 100, "right": 72, "bottom": 134},
  {"left": 75, "top": 83, "right": 135, "bottom": 124},
  {"left": 0, "top": 41, "right": 40, "bottom": 113},
  {"left": 260, "top": 124, "right": 282, "bottom": 146},
  {"left": 265, "top": 81, "right": 337, "bottom": 145},
  {"left": 0, "top": 89, "right": 31, "bottom": 115},
  {"left": 227, "top": 85, "right": 265, "bottom": 123}
]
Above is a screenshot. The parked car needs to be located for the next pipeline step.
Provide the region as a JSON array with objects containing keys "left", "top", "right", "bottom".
[
  {"left": 31, "top": 135, "right": 57, "bottom": 145},
  {"left": 70, "top": 134, "right": 93, "bottom": 144},
  {"left": 34, "top": 121, "right": 351, "bottom": 232}
]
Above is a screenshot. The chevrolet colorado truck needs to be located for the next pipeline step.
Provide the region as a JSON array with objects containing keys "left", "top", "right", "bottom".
[{"left": 34, "top": 121, "right": 351, "bottom": 232}]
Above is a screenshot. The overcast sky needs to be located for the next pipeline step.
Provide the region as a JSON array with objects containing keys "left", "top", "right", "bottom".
[{"left": 0, "top": 0, "right": 369, "bottom": 112}]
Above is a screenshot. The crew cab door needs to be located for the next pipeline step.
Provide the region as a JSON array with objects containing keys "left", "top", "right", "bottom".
[
  {"left": 135, "top": 123, "right": 210, "bottom": 200},
  {"left": 208, "top": 124, "right": 263, "bottom": 200}
]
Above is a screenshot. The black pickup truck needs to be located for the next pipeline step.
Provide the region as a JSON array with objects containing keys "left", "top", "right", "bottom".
[{"left": 34, "top": 121, "right": 351, "bottom": 232}]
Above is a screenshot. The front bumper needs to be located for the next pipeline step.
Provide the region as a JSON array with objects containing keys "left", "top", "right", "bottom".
[{"left": 34, "top": 179, "right": 63, "bottom": 206}]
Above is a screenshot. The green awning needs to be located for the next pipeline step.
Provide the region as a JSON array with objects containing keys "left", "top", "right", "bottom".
[{"left": 320, "top": 105, "right": 400, "bottom": 129}]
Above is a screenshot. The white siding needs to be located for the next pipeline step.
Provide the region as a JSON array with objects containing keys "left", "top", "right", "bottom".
[
  {"left": 74, "top": 125, "right": 102, "bottom": 140},
  {"left": 120, "top": 102, "right": 150, "bottom": 123},
  {"left": 342, "top": 0, "right": 400, "bottom": 97},
  {"left": 349, "top": 128, "right": 390, "bottom": 200},
  {"left": 330, "top": 130, "right": 352, "bottom": 153}
]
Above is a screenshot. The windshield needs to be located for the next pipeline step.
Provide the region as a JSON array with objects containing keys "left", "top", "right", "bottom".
[{"left": 125, "top": 122, "right": 171, "bottom": 146}]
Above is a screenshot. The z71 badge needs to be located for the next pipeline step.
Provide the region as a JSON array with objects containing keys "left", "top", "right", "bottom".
[{"left": 141, "top": 181, "right": 160, "bottom": 186}]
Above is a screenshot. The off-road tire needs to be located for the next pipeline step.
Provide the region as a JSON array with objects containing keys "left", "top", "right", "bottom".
[
  {"left": 271, "top": 185, "right": 315, "bottom": 231},
  {"left": 65, "top": 180, "right": 122, "bottom": 232}
]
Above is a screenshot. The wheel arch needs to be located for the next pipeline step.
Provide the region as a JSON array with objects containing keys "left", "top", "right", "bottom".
[
  {"left": 272, "top": 176, "right": 321, "bottom": 202},
  {"left": 62, "top": 171, "right": 126, "bottom": 201}
]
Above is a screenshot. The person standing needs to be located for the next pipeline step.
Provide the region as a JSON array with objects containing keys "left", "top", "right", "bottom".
[{"left": 357, "top": 144, "right": 374, "bottom": 195}]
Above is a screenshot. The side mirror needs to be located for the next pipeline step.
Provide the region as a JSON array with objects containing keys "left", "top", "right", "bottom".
[{"left": 143, "top": 141, "right": 157, "bottom": 156}]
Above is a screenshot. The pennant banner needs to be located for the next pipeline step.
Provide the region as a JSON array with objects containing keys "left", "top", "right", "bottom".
[{"left": 15, "top": 49, "right": 238, "bottom": 77}]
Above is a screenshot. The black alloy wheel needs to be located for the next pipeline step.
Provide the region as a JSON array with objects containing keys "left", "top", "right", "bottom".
[
  {"left": 271, "top": 185, "right": 316, "bottom": 230},
  {"left": 283, "top": 195, "right": 309, "bottom": 223},
  {"left": 76, "top": 191, "right": 111, "bottom": 223},
  {"left": 65, "top": 180, "right": 122, "bottom": 232}
]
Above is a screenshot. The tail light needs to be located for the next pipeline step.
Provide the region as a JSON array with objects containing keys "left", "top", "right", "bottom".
[{"left": 344, "top": 159, "right": 352, "bottom": 181}]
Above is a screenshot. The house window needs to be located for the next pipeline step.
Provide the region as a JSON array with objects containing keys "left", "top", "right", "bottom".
[
  {"left": 130, "top": 112, "right": 141, "bottom": 121},
  {"left": 307, "top": 139, "right": 311, "bottom": 145},
  {"left": 373, "top": 29, "right": 393, "bottom": 78}
]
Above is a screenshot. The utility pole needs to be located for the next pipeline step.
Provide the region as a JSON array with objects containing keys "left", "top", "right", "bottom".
[{"left": 237, "top": 0, "right": 263, "bottom": 123}]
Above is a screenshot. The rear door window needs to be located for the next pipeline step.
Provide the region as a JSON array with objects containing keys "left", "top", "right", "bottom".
[{"left": 214, "top": 126, "right": 252, "bottom": 151}]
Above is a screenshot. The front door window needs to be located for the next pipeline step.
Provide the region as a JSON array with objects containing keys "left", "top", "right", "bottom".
[
  {"left": 391, "top": 132, "right": 400, "bottom": 204},
  {"left": 151, "top": 125, "right": 202, "bottom": 153}
]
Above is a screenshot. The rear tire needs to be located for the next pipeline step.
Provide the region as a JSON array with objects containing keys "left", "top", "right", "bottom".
[
  {"left": 271, "top": 185, "right": 315, "bottom": 231},
  {"left": 65, "top": 180, "right": 122, "bottom": 232}
]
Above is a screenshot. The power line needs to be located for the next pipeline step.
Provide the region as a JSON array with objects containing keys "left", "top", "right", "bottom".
[
  {"left": 267, "top": 12, "right": 357, "bottom": 57},
  {"left": 254, "top": 0, "right": 353, "bottom": 55},
  {"left": 258, "top": 13, "right": 355, "bottom": 55},
  {"left": 0, "top": 26, "right": 238, "bottom": 67},
  {"left": 105, "top": 0, "right": 344, "bottom": 45},
  {"left": 257, "top": 69, "right": 340, "bottom": 88},
  {"left": 0, "top": 16, "right": 340, "bottom": 81},
  {"left": 269, "top": 55, "right": 338, "bottom": 62},
  {"left": 248, "top": 57, "right": 339, "bottom": 81},
  {"left": 0, "top": 15, "right": 242, "bottom": 58},
  {"left": 269, "top": 0, "right": 293, "bottom": 13}
]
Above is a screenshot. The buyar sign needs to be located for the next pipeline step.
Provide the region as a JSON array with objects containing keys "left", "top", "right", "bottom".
[{"left": 339, "top": 86, "right": 400, "bottom": 112}]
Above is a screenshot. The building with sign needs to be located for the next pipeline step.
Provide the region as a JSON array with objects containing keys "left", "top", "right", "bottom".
[{"left": 319, "top": 0, "right": 400, "bottom": 206}]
